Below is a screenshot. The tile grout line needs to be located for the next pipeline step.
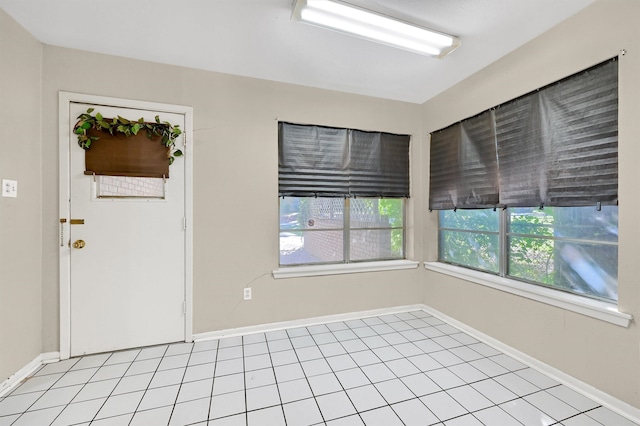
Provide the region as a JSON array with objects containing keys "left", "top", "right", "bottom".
[
  {"left": 310, "top": 321, "right": 357, "bottom": 425},
  {"left": 205, "top": 339, "right": 220, "bottom": 425},
  {"left": 287, "top": 325, "right": 323, "bottom": 423},
  {"left": 19, "top": 351, "right": 127, "bottom": 425},
  {"left": 332, "top": 315, "right": 389, "bottom": 424},
  {"left": 84, "top": 348, "right": 143, "bottom": 425},
  {"left": 9, "top": 358, "right": 82, "bottom": 425},
  {"left": 336, "top": 312, "right": 435, "bottom": 423},
  {"left": 165, "top": 342, "right": 196, "bottom": 425},
  {"left": 346, "top": 312, "right": 452, "bottom": 423},
  {"left": 241, "top": 336, "right": 249, "bottom": 426},
  {"left": 123, "top": 345, "right": 169, "bottom": 425}
]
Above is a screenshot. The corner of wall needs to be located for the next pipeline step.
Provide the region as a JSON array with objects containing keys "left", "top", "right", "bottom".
[{"left": 0, "top": 7, "right": 45, "bottom": 385}]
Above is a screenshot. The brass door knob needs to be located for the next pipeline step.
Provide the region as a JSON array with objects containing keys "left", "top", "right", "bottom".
[{"left": 72, "top": 240, "right": 86, "bottom": 249}]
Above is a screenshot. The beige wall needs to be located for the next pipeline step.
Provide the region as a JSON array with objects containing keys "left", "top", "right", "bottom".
[
  {"left": 421, "top": 0, "right": 640, "bottom": 408},
  {"left": 0, "top": 10, "right": 42, "bottom": 382},
  {"left": 39, "top": 47, "right": 425, "bottom": 345}
]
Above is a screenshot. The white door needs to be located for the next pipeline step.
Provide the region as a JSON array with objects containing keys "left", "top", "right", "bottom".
[{"left": 68, "top": 102, "right": 186, "bottom": 356}]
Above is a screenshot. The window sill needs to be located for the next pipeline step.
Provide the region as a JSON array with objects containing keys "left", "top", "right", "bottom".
[
  {"left": 273, "top": 260, "right": 420, "bottom": 279},
  {"left": 423, "top": 262, "right": 632, "bottom": 328}
]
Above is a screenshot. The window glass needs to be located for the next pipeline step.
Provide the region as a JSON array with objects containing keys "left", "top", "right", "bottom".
[
  {"left": 438, "top": 210, "right": 500, "bottom": 273},
  {"left": 96, "top": 176, "right": 165, "bottom": 199},
  {"left": 509, "top": 206, "right": 618, "bottom": 242},
  {"left": 438, "top": 206, "right": 618, "bottom": 302},
  {"left": 507, "top": 206, "right": 618, "bottom": 301},
  {"left": 280, "top": 229, "right": 345, "bottom": 265},
  {"left": 439, "top": 209, "right": 499, "bottom": 232},
  {"left": 279, "top": 197, "right": 404, "bottom": 265},
  {"left": 350, "top": 198, "right": 401, "bottom": 229},
  {"left": 280, "top": 198, "right": 345, "bottom": 266},
  {"left": 350, "top": 198, "right": 404, "bottom": 261},
  {"left": 350, "top": 230, "right": 400, "bottom": 261}
]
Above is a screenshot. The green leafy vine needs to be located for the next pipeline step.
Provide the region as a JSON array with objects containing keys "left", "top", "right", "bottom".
[{"left": 73, "top": 108, "right": 183, "bottom": 165}]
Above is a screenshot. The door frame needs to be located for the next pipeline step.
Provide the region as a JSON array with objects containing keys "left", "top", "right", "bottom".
[{"left": 58, "top": 91, "right": 194, "bottom": 360}]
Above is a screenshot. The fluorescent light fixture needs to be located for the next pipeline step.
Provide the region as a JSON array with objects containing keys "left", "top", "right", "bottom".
[{"left": 292, "top": 0, "right": 461, "bottom": 58}]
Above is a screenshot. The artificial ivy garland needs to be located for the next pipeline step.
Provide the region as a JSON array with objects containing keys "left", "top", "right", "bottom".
[{"left": 73, "top": 108, "right": 183, "bottom": 164}]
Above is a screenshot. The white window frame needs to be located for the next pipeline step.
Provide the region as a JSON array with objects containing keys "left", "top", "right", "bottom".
[
  {"left": 431, "top": 207, "right": 630, "bottom": 327},
  {"left": 274, "top": 197, "right": 418, "bottom": 278},
  {"left": 274, "top": 259, "right": 419, "bottom": 279},
  {"left": 424, "top": 261, "right": 630, "bottom": 327}
]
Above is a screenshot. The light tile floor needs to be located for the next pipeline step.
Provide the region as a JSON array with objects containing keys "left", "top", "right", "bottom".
[{"left": 0, "top": 310, "right": 637, "bottom": 426}]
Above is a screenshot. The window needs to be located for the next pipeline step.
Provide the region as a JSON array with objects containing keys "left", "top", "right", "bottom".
[
  {"left": 439, "top": 209, "right": 499, "bottom": 274},
  {"left": 95, "top": 176, "right": 165, "bottom": 199},
  {"left": 278, "top": 122, "right": 409, "bottom": 266},
  {"left": 439, "top": 206, "right": 618, "bottom": 301},
  {"left": 280, "top": 197, "right": 404, "bottom": 265},
  {"left": 431, "top": 58, "right": 619, "bottom": 302}
]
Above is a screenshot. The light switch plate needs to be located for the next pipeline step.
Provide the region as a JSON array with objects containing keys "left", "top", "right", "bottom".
[{"left": 2, "top": 179, "right": 17, "bottom": 198}]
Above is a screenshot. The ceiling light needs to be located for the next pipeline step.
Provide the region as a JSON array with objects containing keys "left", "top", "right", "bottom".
[{"left": 292, "top": 0, "right": 461, "bottom": 58}]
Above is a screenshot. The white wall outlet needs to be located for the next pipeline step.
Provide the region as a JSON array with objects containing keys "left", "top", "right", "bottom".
[
  {"left": 243, "top": 287, "right": 252, "bottom": 301},
  {"left": 2, "top": 179, "right": 17, "bottom": 198}
]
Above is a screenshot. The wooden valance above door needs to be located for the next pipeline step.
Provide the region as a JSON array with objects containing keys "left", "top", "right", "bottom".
[{"left": 84, "top": 128, "right": 170, "bottom": 178}]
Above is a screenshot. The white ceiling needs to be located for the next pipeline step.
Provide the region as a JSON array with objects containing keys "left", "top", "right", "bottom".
[{"left": 0, "top": 0, "right": 595, "bottom": 104}]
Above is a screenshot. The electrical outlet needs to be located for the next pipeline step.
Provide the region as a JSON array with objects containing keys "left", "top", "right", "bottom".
[{"left": 243, "top": 287, "right": 252, "bottom": 301}]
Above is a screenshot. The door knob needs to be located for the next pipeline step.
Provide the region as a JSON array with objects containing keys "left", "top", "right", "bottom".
[{"left": 72, "top": 239, "right": 86, "bottom": 249}]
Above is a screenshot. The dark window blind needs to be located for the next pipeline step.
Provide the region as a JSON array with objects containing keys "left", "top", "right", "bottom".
[
  {"left": 543, "top": 59, "right": 618, "bottom": 206},
  {"left": 494, "top": 91, "right": 547, "bottom": 207},
  {"left": 429, "top": 123, "right": 462, "bottom": 210},
  {"left": 350, "top": 130, "right": 410, "bottom": 197},
  {"left": 279, "top": 122, "right": 410, "bottom": 198},
  {"left": 429, "top": 58, "right": 618, "bottom": 210},
  {"left": 429, "top": 111, "right": 499, "bottom": 210},
  {"left": 278, "top": 123, "right": 349, "bottom": 197}
]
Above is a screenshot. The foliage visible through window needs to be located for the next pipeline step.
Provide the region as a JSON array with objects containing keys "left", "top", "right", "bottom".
[
  {"left": 439, "top": 210, "right": 499, "bottom": 273},
  {"left": 280, "top": 197, "right": 404, "bottom": 265},
  {"left": 439, "top": 206, "right": 618, "bottom": 301}
]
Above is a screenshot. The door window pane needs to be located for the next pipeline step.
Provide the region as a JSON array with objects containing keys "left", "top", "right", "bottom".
[{"left": 96, "top": 176, "right": 165, "bottom": 199}]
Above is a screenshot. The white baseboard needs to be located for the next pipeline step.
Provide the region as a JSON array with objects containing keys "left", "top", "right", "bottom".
[
  {"left": 0, "top": 352, "right": 60, "bottom": 398},
  {"left": 419, "top": 304, "right": 640, "bottom": 425},
  {"left": 193, "top": 304, "right": 427, "bottom": 341},
  {"left": 41, "top": 352, "right": 61, "bottom": 364}
]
